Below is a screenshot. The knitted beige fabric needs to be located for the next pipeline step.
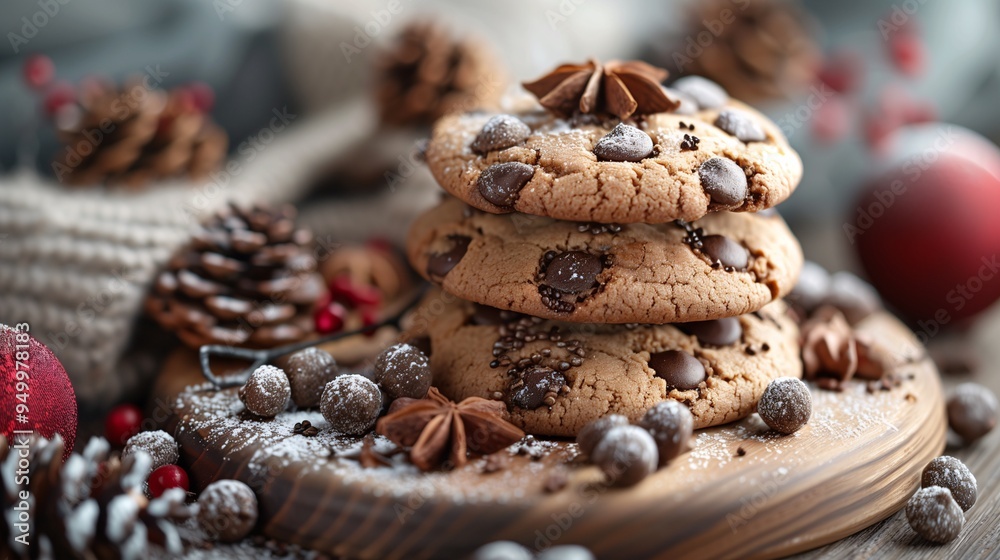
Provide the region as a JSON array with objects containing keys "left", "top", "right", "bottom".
[{"left": 0, "top": 98, "right": 427, "bottom": 407}]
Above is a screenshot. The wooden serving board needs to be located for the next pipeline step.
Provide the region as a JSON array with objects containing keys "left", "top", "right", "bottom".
[{"left": 155, "top": 311, "right": 945, "bottom": 560}]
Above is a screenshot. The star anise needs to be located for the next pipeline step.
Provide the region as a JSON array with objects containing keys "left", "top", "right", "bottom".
[
  {"left": 801, "top": 306, "right": 891, "bottom": 390},
  {"left": 522, "top": 59, "right": 679, "bottom": 119},
  {"left": 376, "top": 387, "right": 525, "bottom": 471}
]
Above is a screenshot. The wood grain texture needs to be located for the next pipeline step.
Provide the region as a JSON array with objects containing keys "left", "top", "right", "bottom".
[
  {"left": 791, "top": 306, "right": 1000, "bottom": 560},
  {"left": 157, "top": 311, "right": 945, "bottom": 560}
]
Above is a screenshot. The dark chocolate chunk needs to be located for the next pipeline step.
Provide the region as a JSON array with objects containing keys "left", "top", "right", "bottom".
[
  {"left": 698, "top": 157, "right": 747, "bottom": 206},
  {"left": 714, "top": 110, "right": 766, "bottom": 142},
  {"left": 700, "top": 235, "right": 749, "bottom": 270},
  {"left": 649, "top": 350, "right": 705, "bottom": 390},
  {"left": 543, "top": 251, "right": 603, "bottom": 293},
  {"left": 426, "top": 235, "right": 471, "bottom": 278},
  {"left": 477, "top": 162, "right": 535, "bottom": 207},
  {"left": 471, "top": 114, "right": 531, "bottom": 154},
  {"left": 510, "top": 366, "right": 565, "bottom": 409},
  {"left": 593, "top": 123, "right": 654, "bottom": 162},
  {"left": 678, "top": 317, "right": 742, "bottom": 346}
]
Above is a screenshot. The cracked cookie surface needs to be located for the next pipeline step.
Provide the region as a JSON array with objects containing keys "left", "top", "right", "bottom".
[
  {"left": 406, "top": 197, "right": 803, "bottom": 324},
  {"left": 425, "top": 98, "right": 802, "bottom": 224},
  {"left": 408, "top": 293, "right": 800, "bottom": 436}
]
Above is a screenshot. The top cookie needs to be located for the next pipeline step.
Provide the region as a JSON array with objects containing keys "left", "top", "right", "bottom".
[{"left": 424, "top": 79, "right": 802, "bottom": 224}]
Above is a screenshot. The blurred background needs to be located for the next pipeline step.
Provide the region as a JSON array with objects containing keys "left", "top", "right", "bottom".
[{"left": 4, "top": 0, "right": 1000, "bottom": 413}]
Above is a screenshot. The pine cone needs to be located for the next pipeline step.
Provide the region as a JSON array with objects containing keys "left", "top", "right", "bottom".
[
  {"left": 675, "top": 0, "right": 820, "bottom": 102},
  {"left": 375, "top": 20, "right": 502, "bottom": 127},
  {"left": 145, "top": 203, "right": 325, "bottom": 349},
  {"left": 52, "top": 80, "right": 227, "bottom": 188},
  {"left": 0, "top": 435, "right": 194, "bottom": 559}
]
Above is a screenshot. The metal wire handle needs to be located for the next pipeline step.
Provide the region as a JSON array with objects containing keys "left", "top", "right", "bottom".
[{"left": 198, "top": 284, "right": 428, "bottom": 388}]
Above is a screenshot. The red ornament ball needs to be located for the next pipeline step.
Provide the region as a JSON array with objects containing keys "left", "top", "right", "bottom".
[
  {"left": 851, "top": 125, "right": 1000, "bottom": 327},
  {"left": 148, "top": 464, "right": 190, "bottom": 498},
  {"left": 105, "top": 404, "right": 143, "bottom": 448},
  {"left": 0, "top": 324, "right": 78, "bottom": 459}
]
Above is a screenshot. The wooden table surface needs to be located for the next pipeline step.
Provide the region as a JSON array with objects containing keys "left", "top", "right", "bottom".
[{"left": 791, "top": 304, "right": 1000, "bottom": 560}]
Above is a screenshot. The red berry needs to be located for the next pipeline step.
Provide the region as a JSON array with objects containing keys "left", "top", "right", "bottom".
[
  {"left": 147, "top": 465, "right": 189, "bottom": 498},
  {"left": 818, "top": 51, "right": 863, "bottom": 94},
  {"left": 105, "top": 404, "right": 143, "bottom": 447},
  {"left": 889, "top": 33, "right": 925, "bottom": 77},
  {"left": 42, "top": 81, "right": 75, "bottom": 117},
  {"left": 314, "top": 302, "right": 347, "bottom": 334},
  {"left": 187, "top": 82, "right": 215, "bottom": 112},
  {"left": 23, "top": 54, "right": 55, "bottom": 90}
]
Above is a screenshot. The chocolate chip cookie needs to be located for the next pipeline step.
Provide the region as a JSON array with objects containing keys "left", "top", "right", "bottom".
[
  {"left": 424, "top": 95, "right": 801, "bottom": 224},
  {"left": 406, "top": 197, "right": 802, "bottom": 324},
  {"left": 410, "top": 293, "right": 800, "bottom": 436}
]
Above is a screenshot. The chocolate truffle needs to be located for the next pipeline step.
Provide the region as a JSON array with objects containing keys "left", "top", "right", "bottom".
[
  {"left": 285, "top": 348, "right": 339, "bottom": 408},
  {"left": 639, "top": 401, "right": 694, "bottom": 467},
  {"left": 239, "top": 365, "right": 291, "bottom": 417},
  {"left": 947, "top": 382, "right": 998, "bottom": 443},
  {"left": 922, "top": 456, "right": 977, "bottom": 511},
  {"left": 906, "top": 486, "right": 964, "bottom": 544},
  {"left": 373, "top": 343, "right": 432, "bottom": 400},
  {"left": 123, "top": 430, "right": 178, "bottom": 472},
  {"left": 321, "top": 374, "right": 383, "bottom": 435},
  {"left": 576, "top": 414, "right": 629, "bottom": 457},
  {"left": 197, "top": 479, "right": 259, "bottom": 543},
  {"left": 757, "top": 377, "right": 812, "bottom": 434},
  {"left": 591, "top": 425, "right": 659, "bottom": 488}
]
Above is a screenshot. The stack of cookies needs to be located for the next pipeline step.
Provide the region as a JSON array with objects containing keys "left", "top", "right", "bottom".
[{"left": 406, "top": 60, "right": 805, "bottom": 436}]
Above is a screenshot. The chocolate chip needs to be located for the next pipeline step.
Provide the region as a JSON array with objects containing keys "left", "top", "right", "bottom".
[
  {"left": 471, "top": 115, "right": 531, "bottom": 154},
  {"left": 714, "top": 110, "right": 766, "bottom": 142},
  {"left": 906, "top": 487, "right": 964, "bottom": 544},
  {"left": 700, "top": 235, "right": 749, "bottom": 270},
  {"left": 593, "top": 123, "right": 653, "bottom": 162},
  {"left": 757, "top": 377, "right": 812, "bottom": 434},
  {"left": 510, "top": 366, "right": 565, "bottom": 409},
  {"left": 698, "top": 157, "right": 747, "bottom": 206},
  {"left": 477, "top": 162, "right": 534, "bottom": 207},
  {"left": 947, "top": 382, "right": 998, "bottom": 443},
  {"left": 672, "top": 76, "right": 728, "bottom": 110},
  {"left": 922, "top": 456, "right": 977, "bottom": 511},
  {"left": 649, "top": 350, "right": 705, "bottom": 390},
  {"left": 638, "top": 401, "right": 693, "bottom": 467},
  {"left": 426, "top": 235, "right": 471, "bottom": 279},
  {"left": 577, "top": 414, "right": 629, "bottom": 457},
  {"left": 543, "top": 251, "right": 603, "bottom": 293},
  {"left": 678, "top": 317, "right": 742, "bottom": 346},
  {"left": 591, "top": 425, "right": 658, "bottom": 487}
]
